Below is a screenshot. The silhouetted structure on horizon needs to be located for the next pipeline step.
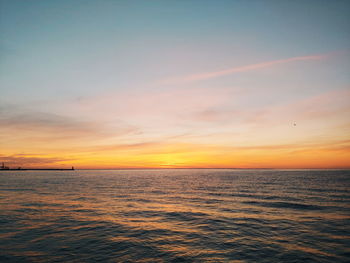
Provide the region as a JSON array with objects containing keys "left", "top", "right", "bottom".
[
  {"left": 0, "top": 162, "right": 75, "bottom": 171},
  {"left": 1, "top": 162, "right": 9, "bottom": 170}
]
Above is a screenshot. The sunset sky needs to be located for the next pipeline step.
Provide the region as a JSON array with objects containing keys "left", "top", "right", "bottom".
[{"left": 1, "top": 0, "right": 350, "bottom": 169}]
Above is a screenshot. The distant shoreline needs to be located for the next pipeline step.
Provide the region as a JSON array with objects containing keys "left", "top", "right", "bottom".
[{"left": 0, "top": 169, "right": 75, "bottom": 171}]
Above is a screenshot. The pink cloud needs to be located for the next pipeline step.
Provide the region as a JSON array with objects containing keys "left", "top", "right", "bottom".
[
  {"left": 160, "top": 53, "right": 332, "bottom": 84},
  {"left": 76, "top": 86, "right": 237, "bottom": 122},
  {"left": 243, "top": 87, "right": 350, "bottom": 126}
]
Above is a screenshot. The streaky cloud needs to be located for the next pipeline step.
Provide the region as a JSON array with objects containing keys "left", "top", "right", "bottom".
[
  {"left": 160, "top": 52, "right": 333, "bottom": 84},
  {"left": 0, "top": 103, "right": 138, "bottom": 140}
]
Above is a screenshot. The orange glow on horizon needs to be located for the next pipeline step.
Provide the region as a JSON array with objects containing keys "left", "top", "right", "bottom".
[{"left": 2, "top": 140, "right": 349, "bottom": 169}]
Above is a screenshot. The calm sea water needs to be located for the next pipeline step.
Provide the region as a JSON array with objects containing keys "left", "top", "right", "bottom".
[{"left": 0, "top": 169, "right": 349, "bottom": 262}]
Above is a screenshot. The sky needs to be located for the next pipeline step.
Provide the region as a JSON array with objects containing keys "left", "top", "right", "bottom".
[{"left": 1, "top": 0, "right": 350, "bottom": 169}]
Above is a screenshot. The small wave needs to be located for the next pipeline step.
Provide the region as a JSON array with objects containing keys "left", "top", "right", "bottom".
[
  {"left": 0, "top": 188, "right": 35, "bottom": 192},
  {"left": 243, "top": 201, "right": 325, "bottom": 210}
]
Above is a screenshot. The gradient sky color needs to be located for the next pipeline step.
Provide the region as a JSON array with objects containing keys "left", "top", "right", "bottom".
[{"left": 1, "top": 0, "right": 350, "bottom": 168}]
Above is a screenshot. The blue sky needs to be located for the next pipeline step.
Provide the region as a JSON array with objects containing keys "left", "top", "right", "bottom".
[{"left": 1, "top": 0, "right": 349, "bottom": 99}]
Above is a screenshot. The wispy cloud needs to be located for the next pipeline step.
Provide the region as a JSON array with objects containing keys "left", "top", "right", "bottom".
[
  {"left": 0, "top": 104, "right": 138, "bottom": 141},
  {"left": 252, "top": 87, "right": 350, "bottom": 125},
  {"left": 189, "top": 87, "right": 350, "bottom": 125},
  {"left": 74, "top": 86, "right": 237, "bottom": 127},
  {"left": 160, "top": 53, "right": 331, "bottom": 84}
]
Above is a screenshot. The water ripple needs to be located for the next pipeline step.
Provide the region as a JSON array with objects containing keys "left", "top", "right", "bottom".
[{"left": 0, "top": 169, "right": 349, "bottom": 262}]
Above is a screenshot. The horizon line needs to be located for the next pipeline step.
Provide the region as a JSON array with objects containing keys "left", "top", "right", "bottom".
[{"left": 2, "top": 167, "right": 350, "bottom": 170}]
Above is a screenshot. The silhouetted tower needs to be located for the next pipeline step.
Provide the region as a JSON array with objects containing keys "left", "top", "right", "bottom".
[{"left": 1, "top": 162, "right": 9, "bottom": 170}]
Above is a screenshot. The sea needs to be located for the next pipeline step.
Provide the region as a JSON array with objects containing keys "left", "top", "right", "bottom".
[{"left": 0, "top": 169, "right": 349, "bottom": 262}]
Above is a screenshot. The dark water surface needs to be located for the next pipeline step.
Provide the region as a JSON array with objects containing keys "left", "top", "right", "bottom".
[{"left": 0, "top": 169, "right": 349, "bottom": 262}]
